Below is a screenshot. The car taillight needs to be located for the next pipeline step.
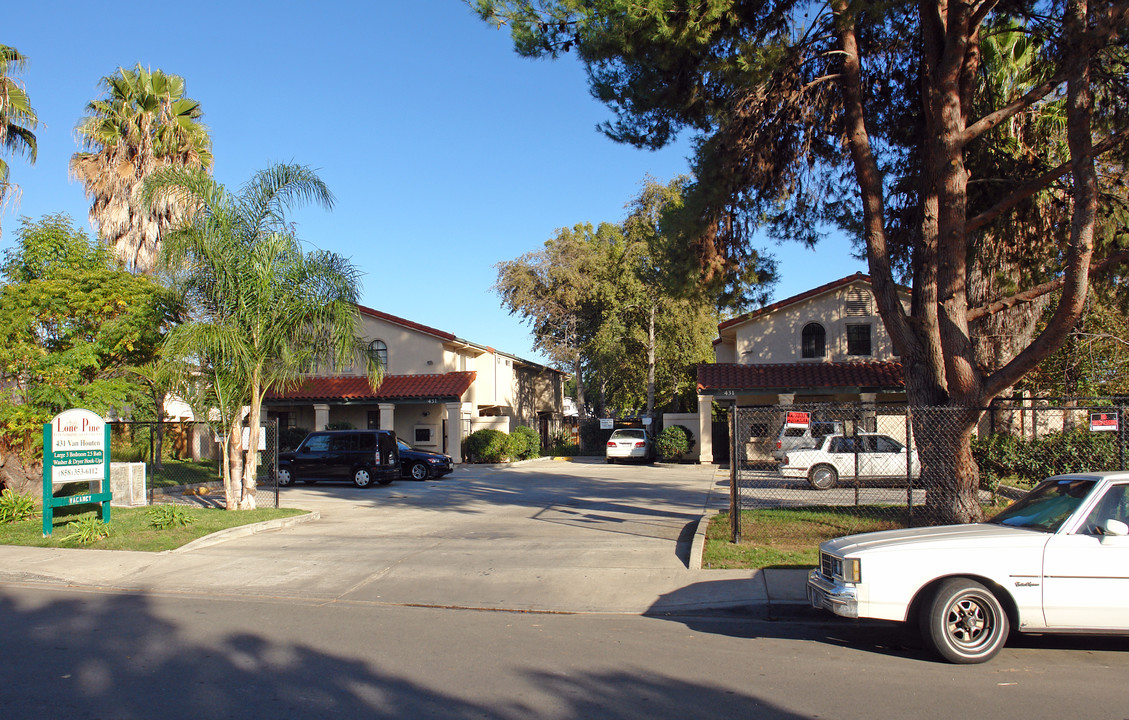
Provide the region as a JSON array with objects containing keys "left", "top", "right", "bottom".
[
  {"left": 634, "top": 441, "right": 646, "bottom": 448},
  {"left": 607, "top": 441, "right": 616, "bottom": 447},
  {"left": 776, "top": 440, "right": 782, "bottom": 449}
]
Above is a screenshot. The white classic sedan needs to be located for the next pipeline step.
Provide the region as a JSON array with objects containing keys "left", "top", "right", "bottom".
[
  {"left": 807, "top": 471, "right": 1129, "bottom": 663},
  {"left": 780, "top": 433, "right": 920, "bottom": 490}
]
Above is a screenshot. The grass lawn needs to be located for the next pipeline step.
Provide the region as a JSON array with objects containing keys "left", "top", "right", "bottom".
[
  {"left": 0, "top": 505, "right": 307, "bottom": 552},
  {"left": 702, "top": 506, "right": 905, "bottom": 569}
]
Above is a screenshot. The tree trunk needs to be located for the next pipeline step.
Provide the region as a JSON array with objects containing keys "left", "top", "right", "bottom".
[
  {"left": 225, "top": 422, "right": 243, "bottom": 511},
  {"left": 240, "top": 375, "right": 262, "bottom": 510},
  {"left": 573, "top": 355, "right": 586, "bottom": 420},
  {"left": 645, "top": 303, "right": 656, "bottom": 420}
]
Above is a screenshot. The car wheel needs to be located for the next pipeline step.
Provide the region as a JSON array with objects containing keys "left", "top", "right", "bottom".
[
  {"left": 353, "top": 467, "right": 373, "bottom": 488},
  {"left": 278, "top": 467, "right": 294, "bottom": 487},
  {"left": 807, "top": 464, "right": 838, "bottom": 490},
  {"left": 409, "top": 462, "right": 429, "bottom": 480},
  {"left": 919, "top": 578, "right": 1009, "bottom": 664}
]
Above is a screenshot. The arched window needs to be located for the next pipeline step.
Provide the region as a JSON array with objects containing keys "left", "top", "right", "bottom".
[
  {"left": 802, "top": 323, "right": 826, "bottom": 359},
  {"left": 367, "top": 339, "right": 388, "bottom": 368}
]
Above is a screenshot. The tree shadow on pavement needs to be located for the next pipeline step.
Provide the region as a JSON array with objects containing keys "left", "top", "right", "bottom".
[{"left": 0, "top": 588, "right": 815, "bottom": 720}]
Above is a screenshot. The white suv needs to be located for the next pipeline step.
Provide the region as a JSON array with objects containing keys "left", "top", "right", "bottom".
[{"left": 780, "top": 433, "right": 919, "bottom": 489}]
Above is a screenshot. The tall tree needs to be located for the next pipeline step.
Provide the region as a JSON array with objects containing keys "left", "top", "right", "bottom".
[
  {"left": 0, "top": 44, "right": 38, "bottom": 236},
  {"left": 71, "top": 64, "right": 212, "bottom": 273},
  {"left": 495, "top": 223, "right": 608, "bottom": 418},
  {"left": 147, "top": 163, "right": 379, "bottom": 510},
  {"left": 0, "top": 213, "right": 178, "bottom": 494},
  {"left": 478, "top": 0, "right": 1129, "bottom": 523}
]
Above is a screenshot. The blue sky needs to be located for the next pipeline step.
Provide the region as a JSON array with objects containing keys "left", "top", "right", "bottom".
[{"left": 3, "top": 0, "right": 866, "bottom": 364}]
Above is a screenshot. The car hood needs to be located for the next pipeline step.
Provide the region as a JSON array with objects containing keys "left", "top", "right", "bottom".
[
  {"left": 822, "top": 522, "right": 1050, "bottom": 557},
  {"left": 401, "top": 448, "right": 451, "bottom": 462}
]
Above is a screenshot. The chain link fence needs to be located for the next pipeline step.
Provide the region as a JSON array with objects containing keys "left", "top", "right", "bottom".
[
  {"left": 730, "top": 400, "right": 1127, "bottom": 532},
  {"left": 109, "top": 421, "right": 280, "bottom": 509}
]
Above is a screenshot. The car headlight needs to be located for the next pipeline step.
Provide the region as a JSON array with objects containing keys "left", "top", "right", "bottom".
[{"left": 840, "top": 557, "right": 861, "bottom": 583}]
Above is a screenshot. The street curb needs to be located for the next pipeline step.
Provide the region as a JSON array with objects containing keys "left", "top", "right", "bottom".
[
  {"left": 169, "top": 510, "right": 320, "bottom": 554},
  {"left": 689, "top": 510, "right": 718, "bottom": 570}
]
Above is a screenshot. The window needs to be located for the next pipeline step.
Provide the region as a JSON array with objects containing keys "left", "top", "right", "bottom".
[
  {"left": 368, "top": 340, "right": 388, "bottom": 368},
  {"left": 415, "top": 426, "right": 432, "bottom": 444},
  {"left": 801, "top": 323, "right": 826, "bottom": 358},
  {"left": 846, "top": 324, "right": 872, "bottom": 356}
]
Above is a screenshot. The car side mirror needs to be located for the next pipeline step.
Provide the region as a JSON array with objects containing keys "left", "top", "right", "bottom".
[{"left": 1100, "top": 518, "right": 1129, "bottom": 539}]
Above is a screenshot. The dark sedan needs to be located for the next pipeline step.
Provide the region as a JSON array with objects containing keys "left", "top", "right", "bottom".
[{"left": 397, "top": 439, "right": 454, "bottom": 480}]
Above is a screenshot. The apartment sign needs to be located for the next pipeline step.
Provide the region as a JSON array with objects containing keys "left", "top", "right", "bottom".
[{"left": 42, "top": 409, "right": 112, "bottom": 535}]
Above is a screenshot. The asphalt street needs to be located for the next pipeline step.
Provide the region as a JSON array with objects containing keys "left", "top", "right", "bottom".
[{"left": 1, "top": 458, "right": 1127, "bottom": 719}]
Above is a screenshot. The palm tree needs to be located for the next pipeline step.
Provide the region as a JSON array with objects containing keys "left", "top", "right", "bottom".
[
  {"left": 0, "top": 44, "right": 38, "bottom": 236},
  {"left": 71, "top": 64, "right": 212, "bottom": 273},
  {"left": 147, "top": 163, "right": 381, "bottom": 509}
]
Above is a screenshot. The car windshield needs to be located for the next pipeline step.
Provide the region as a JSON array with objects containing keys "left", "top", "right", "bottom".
[
  {"left": 988, "top": 478, "right": 1098, "bottom": 532},
  {"left": 397, "top": 439, "right": 414, "bottom": 451},
  {"left": 611, "top": 430, "right": 646, "bottom": 441}
]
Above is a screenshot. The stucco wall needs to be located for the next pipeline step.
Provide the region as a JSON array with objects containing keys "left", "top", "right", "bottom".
[{"left": 729, "top": 281, "right": 908, "bottom": 365}]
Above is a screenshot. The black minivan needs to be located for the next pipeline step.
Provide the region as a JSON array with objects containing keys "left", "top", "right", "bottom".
[{"left": 278, "top": 430, "right": 400, "bottom": 488}]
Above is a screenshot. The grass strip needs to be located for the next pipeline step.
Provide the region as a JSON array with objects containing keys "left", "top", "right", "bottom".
[
  {"left": 702, "top": 506, "right": 904, "bottom": 569},
  {"left": 0, "top": 505, "right": 307, "bottom": 552}
]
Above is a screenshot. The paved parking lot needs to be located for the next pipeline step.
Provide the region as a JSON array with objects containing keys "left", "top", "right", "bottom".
[{"left": 1, "top": 459, "right": 791, "bottom": 614}]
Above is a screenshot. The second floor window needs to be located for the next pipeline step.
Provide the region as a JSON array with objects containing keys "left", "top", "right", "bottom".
[
  {"left": 847, "top": 324, "right": 872, "bottom": 356},
  {"left": 368, "top": 340, "right": 388, "bottom": 369},
  {"left": 802, "top": 323, "right": 826, "bottom": 358}
]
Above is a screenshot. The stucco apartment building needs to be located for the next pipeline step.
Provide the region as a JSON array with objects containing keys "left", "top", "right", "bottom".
[
  {"left": 693, "top": 273, "right": 910, "bottom": 463},
  {"left": 264, "top": 304, "right": 566, "bottom": 462}
]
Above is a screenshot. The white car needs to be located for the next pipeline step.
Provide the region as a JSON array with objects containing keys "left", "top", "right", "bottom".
[
  {"left": 807, "top": 471, "right": 1129, "bottom": 663},
  {"left": 780, "top": 433, "right": 920, "bottom": 489},
  {"left": 605, "top": 428, "right": 653, "bottom": 464}
]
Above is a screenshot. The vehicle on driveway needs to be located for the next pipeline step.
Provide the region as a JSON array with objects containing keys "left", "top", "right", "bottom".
[
  {"left": 397, "top": 439, "right": 453, "bottom": 480},
  {"left": 772, "top": 420, "right": 843, "bottom": 461},
  {"left": 807, "top": 471, "right": 1129, "bottom": 663},
  {"left": 606, "top": 428, "right": 653, "bottom": 464},
  {"left": 278, "top": 429, "right": 399, "bottom": 488},
  {"left": 780, "top": 433, "right": 920, "bottom": 489}
]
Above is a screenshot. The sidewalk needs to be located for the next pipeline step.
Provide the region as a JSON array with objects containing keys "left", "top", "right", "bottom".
[{"left": 0, "top": 461, "right": 817, "bottom": 618}]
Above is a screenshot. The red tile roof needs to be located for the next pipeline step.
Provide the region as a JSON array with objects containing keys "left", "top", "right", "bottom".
[
  {"left": 355, "top": 304, "right": 457, "bottom": 342},
  {"left": 697, "top": 361, "right": 904, "bottom": 393},
  {"left": 267, "top": 372, "right": 476, "bottom": 402}
]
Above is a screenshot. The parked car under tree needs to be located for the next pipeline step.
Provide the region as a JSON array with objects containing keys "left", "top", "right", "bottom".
[{"left": 807, "top": 471, "right": 1129, "bottom": 663}]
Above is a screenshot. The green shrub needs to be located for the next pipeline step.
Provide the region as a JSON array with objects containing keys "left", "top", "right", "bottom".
[
  {"left": 546, "top": 429, "right": 579, "bottom": 456},
  {"left": 971, "top": 429, "right": 1121, "bottom": 489},
  {"left": 0, "top": 489, "right": 37, "bottom": 524},
  {"left": 510, "top": 425, "right": 541, "bottom": 460},
  {"left": 655, "top": 426, "right": 690, "bottom": 461},
  {"left": 60, "top": 515, "right": 110, "bottom": 545},
  {"left": 463, "top": 428, "right": 516, "bottom": 463},
  {"left": 148, "top": 504, "right": 196, "bottom": 530}
]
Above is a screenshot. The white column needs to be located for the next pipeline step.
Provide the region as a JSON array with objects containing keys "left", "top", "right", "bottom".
[
  {"left": 697, "top": 394, "right": 713, "bottom": 464},
  {"left": 446, "top": 401, "right": 466, "bottom": 463},
  {"left": 313, "top": 404, "right": 330, "bottom": 431},
  {"left": 378, "top": 403, "right": 396, "bottom": 432}
]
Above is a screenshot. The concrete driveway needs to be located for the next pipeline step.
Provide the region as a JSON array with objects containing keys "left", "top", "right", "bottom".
[{"left": 0, "top": 459, "right": 803, "bottom": 613}]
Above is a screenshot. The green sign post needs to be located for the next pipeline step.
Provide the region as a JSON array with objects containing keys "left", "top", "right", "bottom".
[{"left": 42, "top": 408, "right": 112, "bottom": 536}]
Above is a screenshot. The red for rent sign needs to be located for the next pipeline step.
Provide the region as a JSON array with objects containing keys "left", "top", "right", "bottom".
[
  {"left": 1090, "top": 412, "right": 1119, "bottom": 433},
  {"left": 785, "top": 411, "right": 811, "bottom": 428}
]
